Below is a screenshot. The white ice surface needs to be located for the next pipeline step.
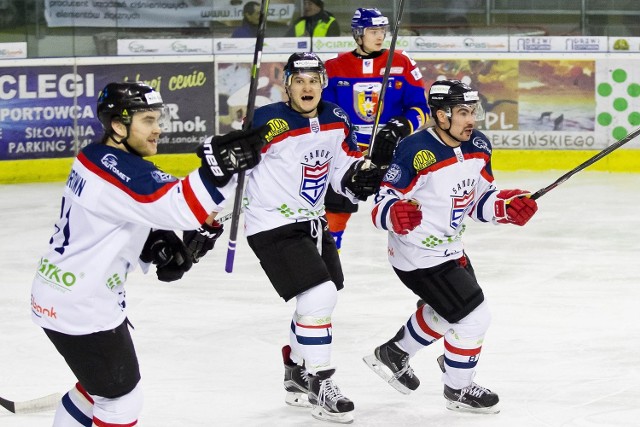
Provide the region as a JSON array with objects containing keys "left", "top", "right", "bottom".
[{"left": 1, "top": 170, "right": 639, "bottom": 426}]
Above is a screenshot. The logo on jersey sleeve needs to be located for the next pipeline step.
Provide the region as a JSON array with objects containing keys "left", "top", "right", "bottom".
[
  {"left": 151, "top": 170, "right": 178, "bottom": 183},
  {"left": 300, "top": 159, "right": 330, "bottom": 206},
  {"left": 264, "top": 118, "right": 289, "bottom": 142},
  {"left": 333, "top": 108, "right": 350, "bottom": 127},
  {"left": 384, "top": 164, "right": 402, "bottom": 184},
  {"left": 401, "top": 50, "right": 417, "bottom": 66},
  {"left": 413, "top": 150, "right": 436, "bottom": 171},
  {"left": 353, "top": 82, "right": 382, "bottom": 122},
  {"left": 472, "top": 136, "right": 491, "bottom": 154},
  {"left": 101, "top": 154, "right": 131, "bottom": 182}
]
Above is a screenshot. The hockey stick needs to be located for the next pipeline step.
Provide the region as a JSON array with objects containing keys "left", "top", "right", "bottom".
[
  {"left": 225, "top": 0, "right": 270, "bottom": 273},
  {"left": 0, "top": 393, "right": 61, "bottom": 414},
  {"left": 364, "top": 0, "right": 406, "bottom": 168},
  {"left": 530, "top": 126, "right": 640, "bottom": 200}
]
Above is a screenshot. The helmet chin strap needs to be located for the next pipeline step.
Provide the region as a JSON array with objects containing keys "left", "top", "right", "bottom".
[
  {"left": 436, "top": 118, "right": 466, "bottom": 145},
  {"left": 109, "top": 125, "right": 143, "bottom": 157},
  {"left": 356, "top": 38, "right": 376, "bottom": 55}
]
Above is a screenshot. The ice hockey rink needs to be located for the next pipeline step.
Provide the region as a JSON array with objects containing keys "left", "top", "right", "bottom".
[{"left": 1, "top": 169, "right": 639, "bottom": 427}]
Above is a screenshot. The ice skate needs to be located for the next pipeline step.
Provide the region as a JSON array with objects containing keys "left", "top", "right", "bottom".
[
  {"left": 444, "top": 382, "right": 500, "bottom": 414},
  {"left": 308, "top": 369, "right": 354, "bottom": 424},
  {"left": 282, "top": 345, "right": 311, "bottom": 408},
  {"left": 363, "top": 328, "right": 420, "bottom": 395}
]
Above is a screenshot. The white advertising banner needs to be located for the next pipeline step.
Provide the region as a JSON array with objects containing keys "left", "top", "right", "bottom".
[
  {"left": 44, "top": 1, "right": 294, "bottom": 28},
  {"left": 411, "top": 36, "right": 509, "bottom": 52},
  {"left": 117, "top": 38, "right": 214, "bottom": 55},
  {"left": 117, "top": 37, "right": 311, "bottom": 55},
  {"left": 0, "top": 43, "right": 27, "bottom": 59},
  {"left": 312, "top": 36, "right": 413, "bottom": 54},
  {"left": 510, "top": 36, "right": 608, "bottom": 53},
  {"left": 215, "top": 37, "right": 310, "bottom": 54}
]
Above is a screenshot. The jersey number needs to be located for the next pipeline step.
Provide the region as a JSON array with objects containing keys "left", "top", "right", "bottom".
[{"left": 50, "top": 196, "right": 71, "bottom": 255}]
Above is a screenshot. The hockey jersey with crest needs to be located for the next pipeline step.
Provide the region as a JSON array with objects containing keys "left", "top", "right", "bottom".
[
  {"left": 31, "top": 143, "right": 229, "bottom": 335},
  {"left": 241, "top": 101, "right": 363, "bottom": 236},
  {"left": 323, "top": 49, "right": 429, "bottom": 149},
  {"left": 371, "top": 127, "right": 501, "bottom": 271}
]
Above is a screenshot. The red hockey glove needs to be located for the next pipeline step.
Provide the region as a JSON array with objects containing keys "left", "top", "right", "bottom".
[
  {"left": 494, "top": 189, "right": 538, "bottom": 226},
  {"left": 390, "top": 199, "right": 422, "bottom": 235}
]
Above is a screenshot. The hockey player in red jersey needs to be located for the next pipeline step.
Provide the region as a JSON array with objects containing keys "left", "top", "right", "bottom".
[
  {"left": 31, "top": 82, "right": 266, "bottom": 427},
  {"left": 364, "top": 79, "right": 538, "bottom": 414},
  {"left": 322, "top": 7, "right": 429, "bottom": 251}
]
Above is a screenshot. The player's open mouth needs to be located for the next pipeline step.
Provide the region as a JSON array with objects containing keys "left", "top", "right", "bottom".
[{"left": 301, "top": 96, "right": 314, "bottom": 101}]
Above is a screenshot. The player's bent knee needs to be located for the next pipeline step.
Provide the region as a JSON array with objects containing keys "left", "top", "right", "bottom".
[
  {"left": 458, "top": 301, "right": 491, "bottom": 337},
  {"left": 296, "top": 280, "right": 337, "bottom": 317},
  {"left": 91, "top": 383, "right": 143, "bottom": 426}
]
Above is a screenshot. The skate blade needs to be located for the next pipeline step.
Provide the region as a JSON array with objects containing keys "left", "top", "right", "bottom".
[
  {"left": 362, "top": 354, "right": 412, "bottom": 395},
  {"left": 285, "top": 392, "right": 311, "bottom": 408},
  {"left": 311, "top": 406, "right": 354, "bottom": 424},
  {"left": 446, "top": 400, "right": 500, "bottom": 414}
]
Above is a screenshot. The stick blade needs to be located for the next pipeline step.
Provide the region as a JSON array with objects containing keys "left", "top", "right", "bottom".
[{"left": 0, "top": 393, "right": 61, "bottom": 414}]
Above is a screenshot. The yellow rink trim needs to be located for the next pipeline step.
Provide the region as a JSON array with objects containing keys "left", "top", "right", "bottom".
[{"left": 1, "top": 149, "right": 640, "bottom": 184}]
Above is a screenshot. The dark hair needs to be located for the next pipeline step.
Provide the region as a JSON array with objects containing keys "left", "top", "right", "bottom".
[{"left": 243, "top": 1, "right": 259, "bottom": 16}]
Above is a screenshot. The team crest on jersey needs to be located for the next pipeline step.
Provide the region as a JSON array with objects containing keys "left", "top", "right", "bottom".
[
  {"left": 300, "top": 159, "right": 330, "bottom": 205},
  {"left": 450, "top": 189, "right": 475, "bottom": 229},
  {"left": 264, "top": 118, "right": 289, "bottom": 142},
  {"left": 151, "top": 170, "right": 177, "bottom": 183},
  {"left": 413, "top": 150, "right": 436, "bottom": 171},
  {"left": 353, "top": 82, "right": 382, "bottom": 122}
]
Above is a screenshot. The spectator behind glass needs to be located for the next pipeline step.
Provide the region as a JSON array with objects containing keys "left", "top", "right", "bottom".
[
  {"left": 231, "top": 1, "right": 261, "bottom": 38},
  {"left": 286, "top": 0, "right": 340, "bottom": 37}
]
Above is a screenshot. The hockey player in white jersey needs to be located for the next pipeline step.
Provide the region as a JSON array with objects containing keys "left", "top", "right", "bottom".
[
  {"left": 237, "top": 52, "right": 394, "bottom": 424},
  {"left": 364, "top": 79, "right": 538, "bottom": 414},
  {"left": 30, "top": 82, "right": 267, "bottom": 427}
]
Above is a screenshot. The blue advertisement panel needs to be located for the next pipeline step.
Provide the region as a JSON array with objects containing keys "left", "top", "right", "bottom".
[{"left": 0, "top": 62, "right": 215, "bottom": 160}]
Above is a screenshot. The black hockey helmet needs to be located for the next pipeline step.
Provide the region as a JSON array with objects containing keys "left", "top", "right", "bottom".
[
  {"left": 97, "top": 82, "right": 164, "bottom": 130},
  {"left": 283, "top": 52, "right": 328, "bottom": 89},
  {"left": 428, "top": 79, "right": 484, "bottom": 120}
]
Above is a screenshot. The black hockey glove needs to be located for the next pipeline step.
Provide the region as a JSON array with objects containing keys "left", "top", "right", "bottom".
[
  {"left": 198, "top": 124, "right": 270, "bottom": 187},
  {"left": 342, "top": 161, "right": 385, "bottom": 201},
  {"left": 183, "top": 219, "right": 224, "bottom": 263},
  {"left": 371, "top": 116, "right": 412, "bottom": 169},
  {"left": 140, "top": 230, "right": 193, "bottom": 282}
]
